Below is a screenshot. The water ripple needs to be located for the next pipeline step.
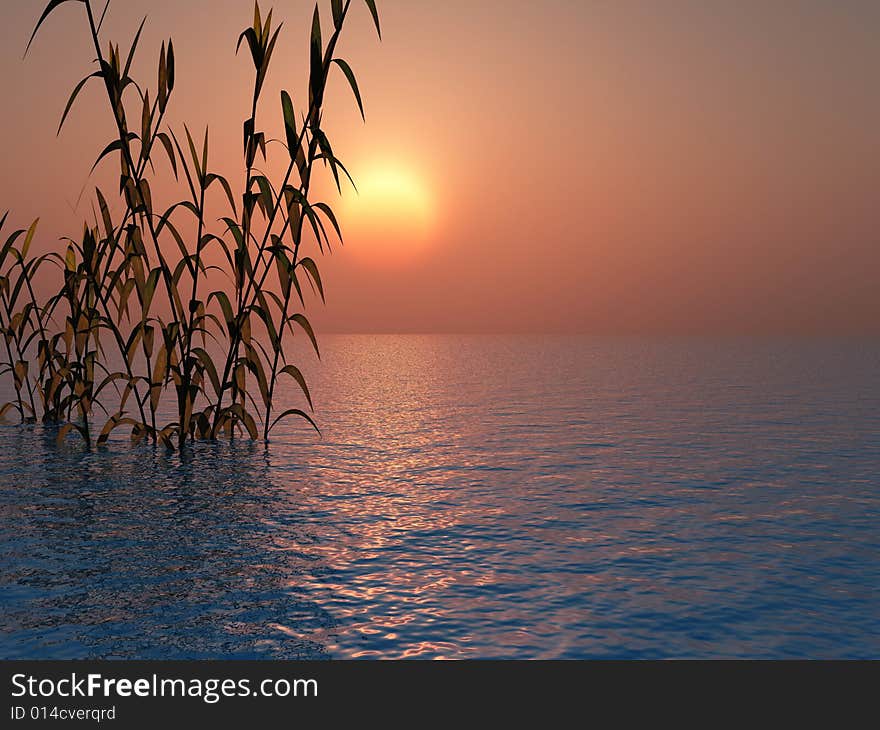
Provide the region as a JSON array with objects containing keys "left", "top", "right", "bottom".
[{"left": 1, "top": 336, "right": 879, "bottom": 658}]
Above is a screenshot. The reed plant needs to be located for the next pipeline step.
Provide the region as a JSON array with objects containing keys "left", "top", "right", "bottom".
[{"left": 0, "top": 0, "right": 379, "bottom": 449}]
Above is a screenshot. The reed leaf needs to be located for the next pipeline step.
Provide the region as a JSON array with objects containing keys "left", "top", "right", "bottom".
[
  {"left": 270, "top": 408, "right": 320, "bottom": 435},
  {"left": 332, "top": 58, "right": 365, "bottom": 120},
  {"left": 25, "top": 0, "right": 79, "bottom": 57}
]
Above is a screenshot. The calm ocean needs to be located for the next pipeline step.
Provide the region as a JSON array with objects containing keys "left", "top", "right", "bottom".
[{"left": 1, "top": 335, "right": 878, "bottom": 658}]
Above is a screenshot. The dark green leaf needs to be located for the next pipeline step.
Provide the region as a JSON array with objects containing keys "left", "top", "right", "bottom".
[
  {"left": 205, "top": 174, "right": 237, "bottom": 217},
  {"left": 90, "top": 134, "right": 137, "bottom": 174},
  {"left": 202, "top": 127, "right": 209, "bottom": 178},
  {"left": 167, "top": 39, "right": 175, "bottom": 91},
  {"left": 364, "top": 0, "right": 381, "bottom": 39},
  {"left": 158, "top": 41, "right": 168, "bottom": 112},
  {"left": 313, "top": 202, "right": 343, "bottom": 244},
  {"left": 280, "top": 365, "right": 313, "bottom": 410},
  {"left": 270, "top": 408, "right": 320, "bottom": 435},
  {"left": 281, "top": 90, "right": 298, "bottom": 158},
  {"left": 332, "top": 58, "right": 365, "bottom": 120},
  {"left": 209, "top": 290, "right": 235, "bottom": 330},
  {"left": 58, "top": 72, "right": 101, "bottom": 135},
  {"left": 123, "top": 16, "right": 148, "bottom": 82},
  {"left": 298, "top": 257, "right": 324, "bottom": 303},
  {"left": 183, "top": 124, "right": 203, "bottom": 183},
  {"left": 156, "top": 132, "right": 177, "bottom": 178},
  {"left": 331, "top": 0, "right": 344, "bottom": 29},
  {"left": 25, "top": 0, "right": 78, "bottom": 57},
  {"left": 192, "top": 347, "right": 221, "bottom": 396},
  {"left": 309, "top": 5, "right": 323, "bottom": 105},
  {"left": 290, "top": 313, "right": 319, "bottom": 358}
]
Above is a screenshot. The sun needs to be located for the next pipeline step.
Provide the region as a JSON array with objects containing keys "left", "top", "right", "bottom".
[{"left": 339, "top": 164, "right": 435, "bottom": 260}]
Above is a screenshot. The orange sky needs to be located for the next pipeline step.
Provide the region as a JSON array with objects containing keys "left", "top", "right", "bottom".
[{"left": 1, "top": 0, "right": 878, "bottom": 334}]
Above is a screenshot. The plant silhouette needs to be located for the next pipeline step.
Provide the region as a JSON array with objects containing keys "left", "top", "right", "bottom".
[{"left": 0, "top": 0, "right": 380, "bottom": 449}]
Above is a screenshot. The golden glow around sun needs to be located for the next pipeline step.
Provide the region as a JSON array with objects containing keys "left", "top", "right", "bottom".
[{"left": 340, "top": 164, "right": 434, "bottom": 258}]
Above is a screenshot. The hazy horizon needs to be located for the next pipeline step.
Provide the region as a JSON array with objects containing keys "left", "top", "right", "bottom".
[{"left": 1, "top": 0, "right": 878, "bottom": 335}]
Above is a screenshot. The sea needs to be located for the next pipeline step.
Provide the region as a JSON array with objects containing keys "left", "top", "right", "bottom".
[{"left": 1, "top": 335, "right": 878, "bottom": 658}]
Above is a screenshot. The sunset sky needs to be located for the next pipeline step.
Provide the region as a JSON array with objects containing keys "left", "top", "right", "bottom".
[{"left": 1, "top": 0, "right": 878, "bottom": 334}]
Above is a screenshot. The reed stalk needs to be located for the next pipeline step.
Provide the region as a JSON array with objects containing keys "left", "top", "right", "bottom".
[{"left": 0, "top": 0, "right": 380, "bottom": 450}]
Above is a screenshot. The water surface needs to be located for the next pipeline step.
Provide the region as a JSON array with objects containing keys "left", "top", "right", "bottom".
[{"left": 1, "top": 336, "right": 878, "bottom": 658}]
